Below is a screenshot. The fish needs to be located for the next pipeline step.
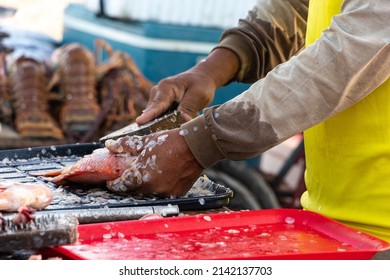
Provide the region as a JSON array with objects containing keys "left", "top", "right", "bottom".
[
  {"left": 34, "top": 148, "right": 136, "bottom": 185},
  {"left": 0, "top": 180, "right": 53, "bottom": 212}
]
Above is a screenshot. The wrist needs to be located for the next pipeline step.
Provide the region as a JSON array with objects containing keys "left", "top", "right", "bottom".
[
  {"left": 180, "top": 114, "right": 226, "bottom": 168},
  {"left": 170, "top": 128, "right": 203, "bottom": 171},
  {"left": 192, "top": 48, "right": 240, "bottom": 88}
]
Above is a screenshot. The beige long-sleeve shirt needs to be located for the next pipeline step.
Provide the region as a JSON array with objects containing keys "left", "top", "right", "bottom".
[{"left": 182, "top": 0, "right": 390, "bottom": 168}]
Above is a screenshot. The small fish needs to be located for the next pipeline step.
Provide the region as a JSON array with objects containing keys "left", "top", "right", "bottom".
[
  {"left": 0, "top": 181, "right": 53, "bottom": 212},
  {"left": 35, "top": 148, "right": 136, "bottom": 185}
]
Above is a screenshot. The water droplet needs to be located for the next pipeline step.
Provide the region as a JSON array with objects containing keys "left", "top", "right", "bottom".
[
  {"left": 157, "top": 134, "right": 169, "bottom": 144},
  {"left": 179, "top": 129, "right": 188, "bottom": 136},
  {"left": 279, "top": 235, "right": 287, "bottom": 241},
  {"left": 285, "top": 217, "right": 295, "bottom": 224},
  {"left": 203, "top": 215, "right": 212, "bottom": 222},
  {"left": 198, "top": 198, "right": 205, "bottom": 205},
  {"left": 103, "top": 233, "right": 112, "bottom": 239}
]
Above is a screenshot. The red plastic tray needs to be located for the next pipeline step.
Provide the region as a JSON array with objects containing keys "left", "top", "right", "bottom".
[{"left": 54, "top": 209, "right": 389, "bottom": 260}]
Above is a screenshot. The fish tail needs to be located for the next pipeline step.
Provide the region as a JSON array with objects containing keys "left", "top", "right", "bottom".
[
  {"left": 30, "top": 169, "right": 62, "bottom": 177},
  {"left": 48, "top": 175, "right": 66, "bottom": 185},
  {"left": 29, "top": 169, "right": 67, "bottom": 185}
]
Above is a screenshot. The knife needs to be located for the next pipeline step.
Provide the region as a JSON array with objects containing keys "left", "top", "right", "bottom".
[{"left": 99, "top": 109, "right": 185, "bottom": 144}]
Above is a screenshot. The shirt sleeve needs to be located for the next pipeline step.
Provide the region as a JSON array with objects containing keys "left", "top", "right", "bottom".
[
  {"left": 182, "top": 0, "right": 390, "bottom": 168},
  {"left": 215, "top": 0, "right": 309, "bottom": 83}
]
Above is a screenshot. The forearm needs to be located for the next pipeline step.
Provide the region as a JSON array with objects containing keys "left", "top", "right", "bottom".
[
  {"left": 216, "top": 0, "right": 309, "bottom": 83},
  {"left": 183, "top": 0, "right": 390, "bottom": 168},
  {"left": 189, "top": 48, "right": 240, "bottom": 88},
  {"left": 192, "top": 0, "right": 309, "bottom": 87}
]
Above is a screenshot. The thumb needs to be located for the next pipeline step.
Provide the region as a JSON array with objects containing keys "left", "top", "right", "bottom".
[{"left": 136, "top": 101, "right": 170, "bottom": 125}]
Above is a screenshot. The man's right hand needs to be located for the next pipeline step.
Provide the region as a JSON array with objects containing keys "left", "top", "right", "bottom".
[
  {"left": 135, "top": 48, "right": 240, "bottom": 125},
  {"left": 135, "top": 69, "right": 217, "bottom": 124}
]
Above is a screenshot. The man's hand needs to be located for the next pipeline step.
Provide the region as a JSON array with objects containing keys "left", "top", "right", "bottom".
[
  {"left": 104, "top": 128, "right": 204, "bottom": 197},
  {"left": 136, "top": 48, "right": 240, "bottom": 125},
  {"left": 135, "top": 70, "right": 217, "bottom": 125}
]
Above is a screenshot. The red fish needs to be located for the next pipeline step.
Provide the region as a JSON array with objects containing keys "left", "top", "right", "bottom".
[{"left": 36, "top": 148, "right": 135, "bottom": 185}]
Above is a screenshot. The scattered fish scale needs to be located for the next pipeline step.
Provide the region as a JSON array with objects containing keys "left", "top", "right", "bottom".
[{"left": 0, "top": 145, "right": 231, "bottom": 212}]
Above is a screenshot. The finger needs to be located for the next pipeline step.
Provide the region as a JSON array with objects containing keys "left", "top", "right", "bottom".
[
  {"left": 135, "top": 104, "right": 165, "bottom": 125},
  {"left": 121, "top": 168, "right": 144, "bottom": 190},
  {"left": 136, "top": 86, "right": 176, "bottom": 125},
  {"left": 106, "top": 177, "right": 129, "bottom": 193},
  {"left": 106, "top": 167, "right": 144, "bottom": 193},
  {"left": 177, "top": 110, "right": 193, "bottom": 122},
  {"left": 178, "top": 89, "right": 211, "bottom": 120}
]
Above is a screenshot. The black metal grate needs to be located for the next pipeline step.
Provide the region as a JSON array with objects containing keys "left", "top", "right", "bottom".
[{"left": 0, "top": 143, "right": 233, "bottom": 211}]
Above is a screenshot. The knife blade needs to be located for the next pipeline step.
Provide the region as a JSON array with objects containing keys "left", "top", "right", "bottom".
[{"left": 99, "top": 110, "right": 185, "bottom": 144}]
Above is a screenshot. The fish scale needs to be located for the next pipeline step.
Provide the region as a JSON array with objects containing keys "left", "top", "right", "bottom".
[{"left": 0, "top": 142, "right": 233, "bottom": 212}]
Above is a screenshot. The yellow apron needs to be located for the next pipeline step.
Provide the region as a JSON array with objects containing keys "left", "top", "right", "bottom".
[{"left": 301, "top": 0, "right": 390, "bottom": 242}]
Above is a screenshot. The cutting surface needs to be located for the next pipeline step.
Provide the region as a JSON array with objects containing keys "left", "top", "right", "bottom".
[{"left": 0, "top": 143, "right": 232, "bottom": 211}]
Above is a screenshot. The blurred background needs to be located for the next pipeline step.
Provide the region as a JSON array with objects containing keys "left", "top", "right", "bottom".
[
  {"left": 0, "top": 0, "right": 305, "bottom": 210},
  {"left": 0, "top": 0, "right": 83, "bottom": 41}
]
